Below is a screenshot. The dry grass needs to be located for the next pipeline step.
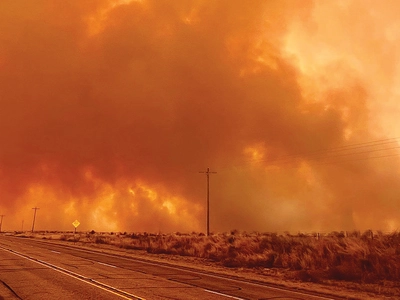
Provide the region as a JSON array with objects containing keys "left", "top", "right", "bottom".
[{"left": 13, "top": 230, "right": 400, "bottom": 287}]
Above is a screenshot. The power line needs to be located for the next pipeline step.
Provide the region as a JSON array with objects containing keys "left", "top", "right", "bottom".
[
  {"left": 315, "top": 152, "right": 400, "bottom": 166},
  {"left": 215, "top": 137, "right": 400, "bottom": 171},
  {"left": 300, "top": 137, "right": 399, "bottom": 154},
  {"left": 199, "top": 167, "right": 217, "bottom": 236},
  {"left": 257, "top": 138, "right": 400, "bottom": 165},
  {"left": 279, "top": 145, "right": 400, "bottom": 165}
]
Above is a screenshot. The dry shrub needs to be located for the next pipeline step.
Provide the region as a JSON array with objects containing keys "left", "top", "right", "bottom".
[
  {"left": 95, "top": 236, "right": 109, "bottom": 244},
  {"left": 64, "top": 230, "right": 400, "bottom": 284}
]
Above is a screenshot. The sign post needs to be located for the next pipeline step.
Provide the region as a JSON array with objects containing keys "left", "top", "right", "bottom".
[{"left": 72, "top": 220, "right": 80, "bottom": 243}]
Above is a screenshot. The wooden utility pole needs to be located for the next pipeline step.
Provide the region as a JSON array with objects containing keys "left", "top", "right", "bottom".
[
  {"left": 0, "top": 215, "right": 4, "bottom": 233},
  {"left": 199, "top": 167, "right": 217, "bottom": 236},
  {"left": 31, "top": 207, "right": 39, "bottom": 233}
]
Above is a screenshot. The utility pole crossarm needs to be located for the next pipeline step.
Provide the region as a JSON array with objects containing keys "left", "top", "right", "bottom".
[{"left": 199, "top": 167, "right": 217, "bottom": 236}]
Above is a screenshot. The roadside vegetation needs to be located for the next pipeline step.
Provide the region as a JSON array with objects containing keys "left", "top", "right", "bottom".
[{"left": 13, "top": 230, "right": 400, "bottom": 286}]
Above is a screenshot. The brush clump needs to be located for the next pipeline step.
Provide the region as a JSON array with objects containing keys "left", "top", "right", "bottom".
[{"left": 46, "top": 230, "right": 400, "bottom": 284}]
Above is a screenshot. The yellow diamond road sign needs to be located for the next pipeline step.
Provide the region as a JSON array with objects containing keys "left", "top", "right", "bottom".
[{"left": 72, "top": 220, "right": 80, "bottom": 228}]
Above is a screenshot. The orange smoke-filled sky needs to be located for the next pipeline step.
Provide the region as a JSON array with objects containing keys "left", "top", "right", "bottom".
[{"left": 1, "top": 0, "right": 400, "bottom": 233}]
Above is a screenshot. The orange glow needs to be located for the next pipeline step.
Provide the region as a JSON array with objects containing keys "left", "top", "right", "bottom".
[
  {"left": 1, "top": 1, "right": 400, "bottom": 233},
  {"left": 243, "top": 144, "right": 265, "bottom": 164},
  {"left": 13, "top": 176, "right": 201, "bottom": 232}
]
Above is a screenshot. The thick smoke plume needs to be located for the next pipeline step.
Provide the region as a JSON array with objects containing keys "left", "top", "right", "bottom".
[{"left": 1, "top": 0, "right": 400, "bottom": 232}]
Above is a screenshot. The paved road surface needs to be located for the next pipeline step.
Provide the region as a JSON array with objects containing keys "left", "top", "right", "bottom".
[{"left": 0, "top": 236, "right": 342, "bottom": 300}]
